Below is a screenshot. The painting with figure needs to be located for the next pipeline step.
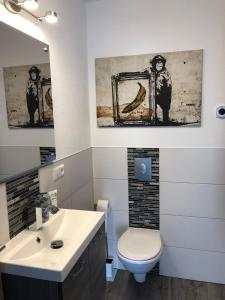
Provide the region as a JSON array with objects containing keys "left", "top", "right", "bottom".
[
  {"left": 3, "top": 63, "right": 54, "bottom": 128},
  {"left": 95, "top": 49, "right": 203, "bottom": 127}
]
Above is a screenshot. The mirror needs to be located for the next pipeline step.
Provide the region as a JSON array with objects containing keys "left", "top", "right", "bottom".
[{"left": 0, "top": 22, "right": 55, "bottom": 182}]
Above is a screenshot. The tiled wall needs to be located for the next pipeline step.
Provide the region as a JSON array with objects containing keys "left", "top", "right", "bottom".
[
  {"left": 39, "top": 148, "right": 94, "bottom": 211},
  {"left": 93, "top": 147, "right": 129, "bottom": 269},
  {"left": 40, "top": 147, "right": 56, "bottom": 165},
  {"left": 160, "top": 148, "right": 225, "bottom": 284},
  {"left": 93, "top": 147, "right": 225, "bottom": 284},
  {"left": 128, "top": 148, "right": 159, "bottom": 229},
  {"left": 128, "top": 148, "right": 160, "bottom": 274},
  {"left": 6, "top": 170, "right": 39, "bottom": 238}
]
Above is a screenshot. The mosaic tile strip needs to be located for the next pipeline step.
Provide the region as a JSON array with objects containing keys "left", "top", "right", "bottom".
[
  {"left": 6, "top": 170, "right": 40, "bottom": 238},
  {"left": 40, "top": 147, "right": 56, "bottom": 165},
  {"left": 128, "top": 148, "right": 159, "bottom": 229},
  {"left": 128, "top": 148, "right": 160, "bottom": 274}
]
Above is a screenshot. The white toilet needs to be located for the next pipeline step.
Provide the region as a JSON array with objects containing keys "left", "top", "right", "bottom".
[{"left": 117, "top": 227, "right": 162, "bottom": 283}]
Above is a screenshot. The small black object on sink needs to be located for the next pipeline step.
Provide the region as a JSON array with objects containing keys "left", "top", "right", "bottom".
[{"left": 51, "top": 240, "right": 63, "bottom": 249}]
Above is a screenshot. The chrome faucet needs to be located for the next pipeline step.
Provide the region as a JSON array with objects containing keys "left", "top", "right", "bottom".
[
  {"left": 29, "top": 207, "right": 43, "bottom": 231},
  {"left": 28, "top": 193, "right": 59, "bottom": 231},
  {"left": 28, "top": 193, "right": 50, "bottom": 231}
]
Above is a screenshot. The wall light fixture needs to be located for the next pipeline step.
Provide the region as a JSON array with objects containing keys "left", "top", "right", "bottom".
[{"left": 3, "top": 0, "right": 58, "bottom": 24}]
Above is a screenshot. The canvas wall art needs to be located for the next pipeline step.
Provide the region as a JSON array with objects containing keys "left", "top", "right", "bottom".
[
  {"left": 95, "top": 49, "right": 203, "bottom": 127},
  {"left": 3, "top": 63, "right": 54, "bottom": 128}
]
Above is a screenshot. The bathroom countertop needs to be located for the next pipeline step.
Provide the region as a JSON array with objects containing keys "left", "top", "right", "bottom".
[{"left": 0, "top": 209, "right": 104, "bottom": 282}]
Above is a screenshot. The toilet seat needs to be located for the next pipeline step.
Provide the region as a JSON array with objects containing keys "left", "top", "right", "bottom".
[{"left": 117, "top": 227, "right": 161, "bottom": 261}]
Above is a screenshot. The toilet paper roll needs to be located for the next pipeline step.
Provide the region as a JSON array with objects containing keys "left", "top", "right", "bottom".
[{"left": 97, "top": 199, "right": 109, "bottom": 233}]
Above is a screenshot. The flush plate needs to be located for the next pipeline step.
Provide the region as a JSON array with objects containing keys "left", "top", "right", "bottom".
[{"left": 134, "top": 157, "right": 152, "bottom": 181}]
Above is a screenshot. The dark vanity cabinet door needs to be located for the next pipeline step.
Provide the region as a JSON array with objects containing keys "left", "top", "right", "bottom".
[
  {"left": 61, "top": 224, "right": 106, "bottom": 300},
  {"left": 1, "top": 273, "right": 59, "bottom": 300},
  {"left": 60, "top": 247, "right": 90, "bottom": 300},
  {"left": 89, "top": 225, "right": 106, "bottom": 300}
]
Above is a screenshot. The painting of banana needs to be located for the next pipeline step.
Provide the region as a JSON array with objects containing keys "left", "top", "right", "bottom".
[{"left": 95, "top": 49, "right": 203, "bottom": 127}]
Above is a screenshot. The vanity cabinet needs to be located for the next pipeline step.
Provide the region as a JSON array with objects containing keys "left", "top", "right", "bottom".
[
  {"left": 61, "top": 247, "right": 91, "bottom": 300},
  {"left": 89, "top": 224, "right": 106, "bottom": 300},
  {"left": 1, "top": 224, "right": 106, "bottom": 300}
]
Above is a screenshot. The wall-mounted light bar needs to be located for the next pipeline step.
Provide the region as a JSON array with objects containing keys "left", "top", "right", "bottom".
[{"left": 3, "top": 0, "right": 58, "bottom": 24}]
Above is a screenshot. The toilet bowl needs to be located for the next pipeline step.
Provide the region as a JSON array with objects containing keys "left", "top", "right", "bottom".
[{"left": 117, "top": 227, "right": 162, "bottom": 283}]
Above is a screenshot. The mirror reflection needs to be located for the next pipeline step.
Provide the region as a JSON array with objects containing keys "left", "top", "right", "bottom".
[{"left": 0, "top": 22, "right": 55, "bottom": 182}]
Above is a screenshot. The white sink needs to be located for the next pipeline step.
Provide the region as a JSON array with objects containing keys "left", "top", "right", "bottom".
[{"left": 0, "top": 209, "right": 104, "bottom": 282}]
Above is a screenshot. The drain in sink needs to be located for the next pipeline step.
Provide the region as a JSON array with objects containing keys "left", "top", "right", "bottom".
[{"left": 50, "top": 240, "right": 64, "bottom": 249}]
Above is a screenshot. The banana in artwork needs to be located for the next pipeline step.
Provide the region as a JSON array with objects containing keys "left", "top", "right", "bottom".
[
  {"left": 122, "top": 82, "right": 146, "bottom": 113},
  {"left": 45, "top": 88, "right": 53, "bottom": 110}
]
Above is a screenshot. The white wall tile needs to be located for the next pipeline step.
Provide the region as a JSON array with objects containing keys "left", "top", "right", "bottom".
[
  {"left": 0, "top": 183, "right": 10, "bottom": 244},
  {"left": 160, "top": 182, "right": 225, "bottom": 219},
  {"left": 108, "top": 210, "right": 129, "bottom": 241},
  {"left": 39, "top": 161, "right": 69, "bottom": 204},
  {"left": 160, "top": 246, "right": 225, "bottom": 284},
  {"left": 69, "top": 148, "right": 93, "bottom": 192},
  {"left": 94, "top": 179, "right": 128, "bottom": 211},
  {"left": 160, "top": 148, "right": 225, "bottom": 184},
  {"left": 39, "top": 149, "right": 93, "bottom": 204},
  {"left": 159, "top": 149, "right": 225, "bottom": 284},
  {"left": 161, "top": 215, "right": 225, "bottom": 252},
  {"left": 71, "top": 180, "right": 94, "bottom": 211},
  {"left": 93, "top": 148, "right": 127, "bottom": 179},
  {"left": 54, "top": 158, "right": 74, "bottom": 203}
]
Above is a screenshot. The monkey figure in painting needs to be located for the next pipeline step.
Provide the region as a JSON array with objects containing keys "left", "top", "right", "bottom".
[
  {"left": 150, "top": 55, "right": 172, "bottom": 124},
  {"left": 26, "top": 66, "right": 43, "bottom": 126}
]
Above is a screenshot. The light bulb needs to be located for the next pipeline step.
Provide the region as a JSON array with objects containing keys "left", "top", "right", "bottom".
[
  {"left": 44, "top": 11, "right": 58, "bottom": 24},
  {"left": 23, "top": 0, "right": 39, "bottom": 10}
]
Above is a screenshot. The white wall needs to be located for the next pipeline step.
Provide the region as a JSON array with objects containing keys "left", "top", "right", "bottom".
[
  {"left": 0, "top": 146, "right": 41, "bottom": 179},
  {"left": 42, "top": 0, "right": 91, "bottom": 158},
  {"left": 0, "top": 23, "right": 54, "bottom": 147},
  {"left": 86, "top": 0, "right": 225, "bottom": 148},
  {"left": 0, "top": 4, "right": 46, "bottom": 43},
  {"left": 0, "top": 0, "right": 91, "bottom": 158}
]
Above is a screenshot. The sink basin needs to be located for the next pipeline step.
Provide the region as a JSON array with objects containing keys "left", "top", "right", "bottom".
[
  {"left": 7, "top": 209, "right": 65, "bottom": 261},
  {"left": 0, "top": 209, "right": 104, "bottom": 282}
]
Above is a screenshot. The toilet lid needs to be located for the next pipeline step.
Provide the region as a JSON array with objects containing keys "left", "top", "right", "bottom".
[{"left": 118, "top": 227, "right": 161, "bottom": 261}]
